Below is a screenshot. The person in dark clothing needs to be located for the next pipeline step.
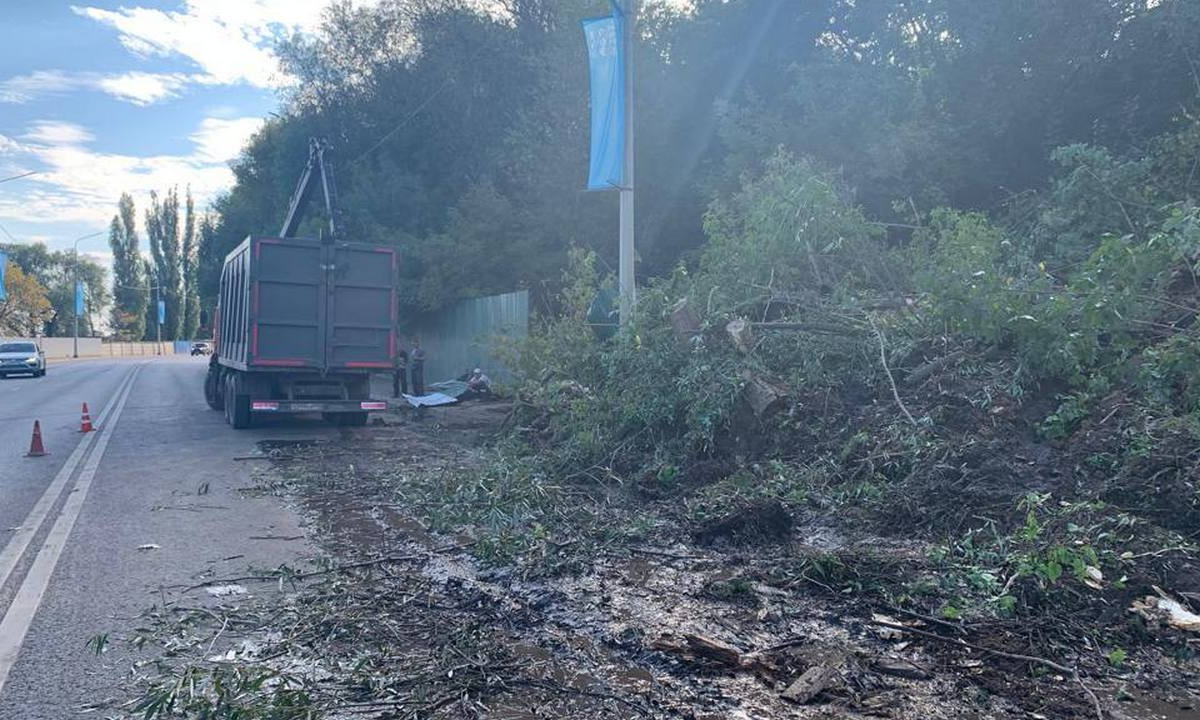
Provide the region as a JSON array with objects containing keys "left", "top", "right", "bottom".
[
  {"left": 410, "top": 338, "right": 426, "bottom": 396},
  {"left": 392, "top": 342, "right": 409, "bottom": 398}
]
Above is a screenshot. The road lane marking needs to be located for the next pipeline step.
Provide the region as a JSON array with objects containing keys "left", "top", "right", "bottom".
[
  {"left": 0, "top": 364, "right": 141, "bottom": 696},
  {"left": 0, "top": 365, "right": 138, "bottom": 600}
]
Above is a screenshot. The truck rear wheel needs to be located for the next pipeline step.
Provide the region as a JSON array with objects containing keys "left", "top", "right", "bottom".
[
  {"left": 204, "top": 367, "right": 224, "bottom": 411},
  {"left": 224, "top": 373, "right": 252, "bottom": 429}
]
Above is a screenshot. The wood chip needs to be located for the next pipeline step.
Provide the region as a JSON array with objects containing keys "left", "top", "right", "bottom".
[
  {"left": 871, "top": 613, "right": 905, "bottom": 640},
  {"left": 871, "top": 658, "right": 932, "bottom": 680},
  {"left": 726, "top": 317, "right": 755, "bottom": 353},
  {"left": 685, "top": 634, "right": 743, "bottom": 667},
  {"left": 651, "top": 633, "right": 746, "bottom": 669},
  {"left": 741, "top": 370, "right": 790, "bottom": 417},
  {"left": 781, "top": 658, "right": 842, "bottom": 704}
]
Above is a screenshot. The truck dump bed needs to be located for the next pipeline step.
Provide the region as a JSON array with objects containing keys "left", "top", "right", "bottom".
[{"left": 218, "top": 236, "right": 397, "bottom": 372}]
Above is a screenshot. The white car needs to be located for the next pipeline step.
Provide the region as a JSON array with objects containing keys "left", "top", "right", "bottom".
[{"left": 0, "top": 341, "right": 46, "bottom": 378}]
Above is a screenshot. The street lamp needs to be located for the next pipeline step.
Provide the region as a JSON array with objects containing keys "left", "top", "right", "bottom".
[
  {"left": 72, "top": 230, "right": 105, "bottom": 358},
  {"left": 150, "top": 277, "right": 162, "bottom": 355}
]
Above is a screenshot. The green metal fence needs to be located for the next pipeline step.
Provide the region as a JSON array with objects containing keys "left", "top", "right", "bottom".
[{"left": 406, "top": 290, "right": 529, "bottom": 385}]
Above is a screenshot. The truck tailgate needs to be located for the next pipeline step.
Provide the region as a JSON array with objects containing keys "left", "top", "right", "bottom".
[
  {"left": 327, "top": 244, "right": 396, "bottom": 369},
  {"left": 239, "top": 237, "right": 396, "bottom": 371}
]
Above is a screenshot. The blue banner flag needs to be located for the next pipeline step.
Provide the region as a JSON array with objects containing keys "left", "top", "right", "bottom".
[
  {"left": 157, "top": 299, "right": 166, "bottom": 325},
  {"left": 583, "top": 8, "right": 626, "bottom": 190},
  {"left": 75, "top": 280, "right": 85, "bottom": 315},
  {"left": 0, "top": 251, "right": 7, "bottom": 302}
]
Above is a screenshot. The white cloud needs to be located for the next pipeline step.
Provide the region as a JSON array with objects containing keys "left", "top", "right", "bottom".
[
  {"left": 73, "top": 3, "right": 279, "bottom": 87},
  {"left": 0, "top": 116, "right": 263, "bottom": 228},
  {"left": 190, "top": 117, "right": 264, "bottom": 163},
  {"left": 23, "top": 121, "right": 95, "bottom": 146},
  {"left": 71, "top": 1, "right": 379, "bottom": 89},
  {"left": 0, "top": 69, "right": 196, "bottom": 106},
  {"left": 1, "top": 2, "right": 382, "bottom": 109},
  {"left": 0, "top": 70, "right": 80, "bottom": 103},
  {"left": 96, "top": 72, "right": 191, "bottom": 106}
]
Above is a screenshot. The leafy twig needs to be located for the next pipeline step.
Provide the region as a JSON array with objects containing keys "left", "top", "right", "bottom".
[
  {"left": 869, "top": 618, "right": 1104, "bottom": 719},
  {"left": 184, "top": 555, "right": 421, "bottom": 592}
]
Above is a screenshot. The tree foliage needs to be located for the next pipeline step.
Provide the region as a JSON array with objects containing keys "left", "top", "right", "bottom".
[
  {"left": 181, "top": 188, "right": 200, "bottom": 339},
  {"left": 0, "top": 242, "right": 109, "bottom": 337},
  {"left": 144, "top": 187, "right": 198, "bottom": 340},
  {"left": 0, "top": 264, "right": 53, "bottom": 337},
  {"left": 196, "top": 0, "right": 1200, "bottom": 324},
  {"left": 109, "top": 192, "right": 148, "bottom": 340},
  {"left": 147, "top": 188, "right": 181, "bottom": 339}
]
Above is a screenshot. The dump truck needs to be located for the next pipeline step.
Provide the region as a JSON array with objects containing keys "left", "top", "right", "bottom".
[{"left": 204, "top": 139, "right": 397, "bottom": 428}]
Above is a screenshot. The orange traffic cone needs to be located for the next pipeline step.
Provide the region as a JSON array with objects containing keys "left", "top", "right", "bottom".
[
  {"left": 80, "top": 402, "right": 94, "bottom": 433},
  {"left": 26, "top": 420, "right": 48, "bottom": 457}
]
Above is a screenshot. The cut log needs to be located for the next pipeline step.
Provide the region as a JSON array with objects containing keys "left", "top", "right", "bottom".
[
  {"left": 669, "top": 298, "right": 701, "bottom": 341},
  {"left": 741, "top": 369, "right": 789, "bottom": 417},
  {"left": 651, "top": 633, "right": 745, "bottom": 668},
  {"left": 903, "top": 349, "right": 966, "bottom": 387},
  {"left": 751, "top": 321, "right": 859, "bottom": 336},
  {"left": 685, "top": 634, "right": 743, "bottom": 667},
  {"left": 871, "top": 658, "right": 932, "bottom": 680},
  {"left": 781, "top": 659, "right": 841, "bottom": 704},
  {"left": 726, "top": 317, "right": 755, "bottom": 353}
]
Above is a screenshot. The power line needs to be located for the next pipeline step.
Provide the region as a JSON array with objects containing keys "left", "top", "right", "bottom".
[
  {"left": 0, "top": 222, "right": 21, "bottom": 244},
  {"left": 0, "top": 171, "right": 37, "bottom": 185},
  {"left": 348, "top": 37, "right": 492, "bottom": 169},
  {"left": 349, "top": 78, "right": 457, "bottom": 167}
]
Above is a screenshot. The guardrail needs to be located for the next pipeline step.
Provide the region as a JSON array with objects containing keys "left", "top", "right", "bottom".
[{"left": 5, "top": 337, "right": 195, "bottom": 359}]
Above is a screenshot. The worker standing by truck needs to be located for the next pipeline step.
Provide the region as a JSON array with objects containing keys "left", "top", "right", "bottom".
[
  {"left": 392, "top": 341, "right": 409, "bottom": 398},
  {"left": 410, "top": 338, "right": 426, "bottom": 396}
]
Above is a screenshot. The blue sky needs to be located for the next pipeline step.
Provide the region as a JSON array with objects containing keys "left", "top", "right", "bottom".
[{"left": 0, "top": 1, "right": 363, "bottom": 269}]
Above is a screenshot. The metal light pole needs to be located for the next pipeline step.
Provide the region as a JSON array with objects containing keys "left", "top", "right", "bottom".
[
  {"left": 618, "top": 0, "right": 638, "bottom": 326},
  {"left": 72, "top": 231, "right": 105, "bottom": 358},
  {"left": 155, "top": 283, "right": 162, "bottom": 355},
  {"left": 143, "top": 274, "right": 162, "bottom": 355}
]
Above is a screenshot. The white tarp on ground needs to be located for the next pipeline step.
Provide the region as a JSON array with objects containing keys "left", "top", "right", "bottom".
[{"left": 403, "top": 392, "right": 457, "bottom": 407}]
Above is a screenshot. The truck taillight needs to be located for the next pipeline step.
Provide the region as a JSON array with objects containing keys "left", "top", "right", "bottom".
[
  {"left": 251, "top": 401, "right": 280, "bottom": 411},
  {"left": 360, "top": 401, "right": 387, "bottom": 411}
]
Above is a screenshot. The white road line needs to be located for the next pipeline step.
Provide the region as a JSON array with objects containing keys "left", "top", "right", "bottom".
[
  {"left": 0, "top": 365, "right": 141, "bottom": 697},
  {"left": 0, "top": 365, "right": 139, "bottom": 593}
]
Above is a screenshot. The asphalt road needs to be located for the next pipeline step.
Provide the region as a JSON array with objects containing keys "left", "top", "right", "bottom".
[{"left": 0, "top": 356, "right": 337, "bottom": 718}]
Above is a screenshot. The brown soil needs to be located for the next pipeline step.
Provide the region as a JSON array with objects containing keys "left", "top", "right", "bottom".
[{"left": 231, "top": 398, "right": 1200, "bottom": 720}]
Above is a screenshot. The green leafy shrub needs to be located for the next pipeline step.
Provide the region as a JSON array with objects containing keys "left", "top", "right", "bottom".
[{"left": 510, "top": 152, "right": 890, "bottom": 482}]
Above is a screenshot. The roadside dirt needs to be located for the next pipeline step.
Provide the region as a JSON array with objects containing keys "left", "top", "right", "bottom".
[{"left": 195, "top": 399, "right": 1200, "bottom": 720}]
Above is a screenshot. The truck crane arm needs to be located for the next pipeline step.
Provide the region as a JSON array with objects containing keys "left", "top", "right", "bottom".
[{"left": 278, "top": 137, "right": 343, "bottom": 242}]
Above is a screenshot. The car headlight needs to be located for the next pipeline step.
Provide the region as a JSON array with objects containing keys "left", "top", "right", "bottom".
[{"left": 24, "top": 357, "right": 38, "bottom": 365}]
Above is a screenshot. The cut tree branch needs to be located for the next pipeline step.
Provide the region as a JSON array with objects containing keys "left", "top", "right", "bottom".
[{"left": 867, "top": 315, "right": 918, "bottom": 427}]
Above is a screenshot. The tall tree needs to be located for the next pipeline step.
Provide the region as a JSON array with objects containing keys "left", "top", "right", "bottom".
[
  {"left": 108, "top": 192, "right": 147, "bottom": 340},
  {"left": 196, "top": 212, "right": 221, "bottom": 327},
  {"left": 181, "top": 187, "right": 200, "bottom": 339},
  {"left": 145, "top": 188, "right": 184, "bottom": 340}
]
